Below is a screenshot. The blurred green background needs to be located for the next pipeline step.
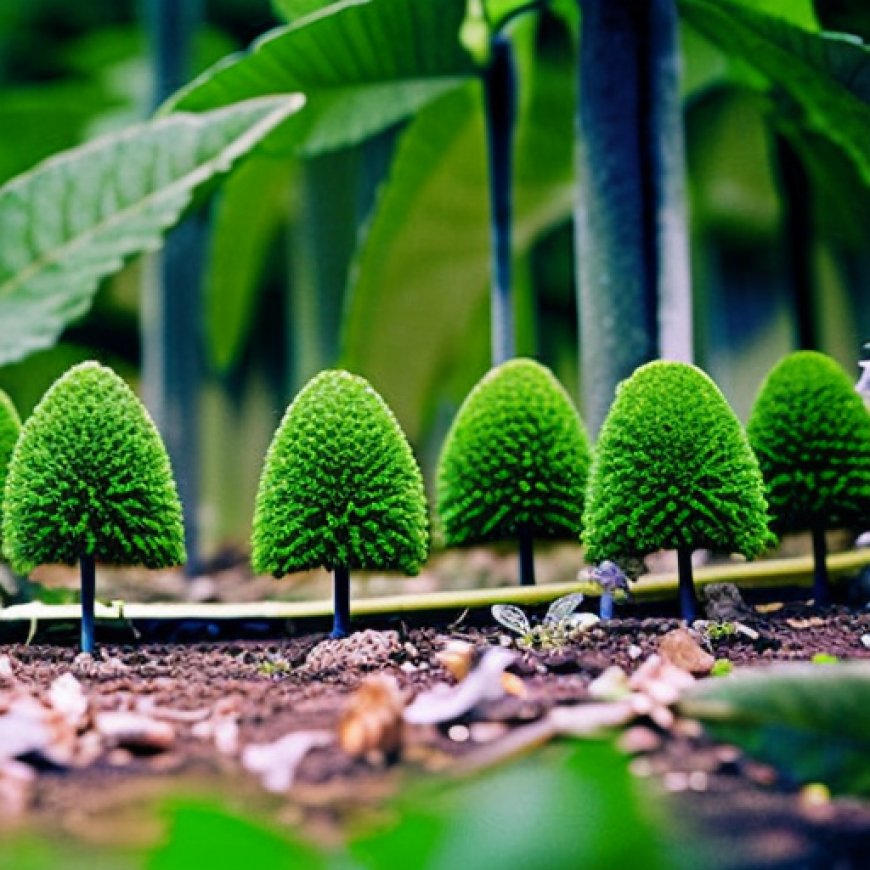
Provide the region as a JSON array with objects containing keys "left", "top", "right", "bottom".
[{"left": 1, "top": 0, "right": 868, "bottom": 562}]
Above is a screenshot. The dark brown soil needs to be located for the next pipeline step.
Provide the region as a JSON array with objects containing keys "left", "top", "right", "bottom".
[{"left": 2, "top": 600, "right": 870, "bottom": 869}]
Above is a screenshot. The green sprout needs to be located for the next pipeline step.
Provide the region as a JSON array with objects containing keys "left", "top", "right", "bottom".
[
  {"left": 704, "top": 622, "right": 738, "bottom": 642},
  {"left": 2, "top": 362, "right": 185, "bottom": 653},
  {"left": 0, "top": 389, "right": 21, "bottom": 557},
  {"left": 748, "top": 351, "right": 870, "bottom": 605},
  {"left": 583, "top": 361, "right": 772, "bottom": 622},
  {"left": 437, "top": 358, "right": 592, "bottom": 586},
  {"left": 811, "top": 653, "right": 840, "bottom": 665},
  {"left": 491, "top": 592, "right": 598, "bottom": 649},
  {"left": 710, "top": 659, "right": 734, "bottom": 677},
  {"left": 251, "top": 370, "right": 428, "bottom": 639}
]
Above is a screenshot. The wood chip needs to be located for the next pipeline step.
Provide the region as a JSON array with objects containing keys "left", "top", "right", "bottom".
[
  {"left": 659, "top": 629, "right": 716, "bottom": 675},
  {"left": 339, "top": 675, "right": 404, "bottom": 759}
]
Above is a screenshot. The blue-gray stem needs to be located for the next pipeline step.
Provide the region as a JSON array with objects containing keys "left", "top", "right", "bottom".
[
  {"left": 143, "top": 0, "right": 203, "bottom": 574},
  {"left": 811, "top": 526, "right": 829, "bottom": 605},
  {"left": 599, "top": 592, "right": 614, "bottom": 621},
  {"left": 518, "top": 523, "right": 535, "bottom": 587},
  {"left": 484, "top": 35, "right": 517, "bottom": 366},
  {"left": 332, "top": 566, "right": 351, "bottom": 638},
  {"left": 677, "top": 546, "right": 697, "bottom": 623},
  {"left": 575, "top": 0, "right": 691, "bottom": 434},
  {"left": 80, "top": 555, "right": 96, "bottom": 654}
]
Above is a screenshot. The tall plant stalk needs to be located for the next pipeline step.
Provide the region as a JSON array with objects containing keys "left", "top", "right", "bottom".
[
  {"left": 143, "top": 0, "right": 203, "bottom": 573},
  {"left": 484, "top": 34, "right": 518, "bottom": 366},
  {"left": 575, "top": 0, "right": 692, "bottom": 434}
]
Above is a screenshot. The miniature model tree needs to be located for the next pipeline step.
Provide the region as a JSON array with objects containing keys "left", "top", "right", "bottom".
[
  {"left": 252, "top": 370, "right": 429, "bottom": 638},
  {"left": 583, "top": 361, "right": 771, "bottom": 622},
  {"left": 2, "top": 362, "right": 185, "bottom": 653},
  {"left": 747, "top": 351, "right": 870, "bottom": 605},
  {"left": 0, "top": 389, "right": 21, "bottom": 559},
  {"left": 437, "top": 358, "right": 592, "bottom": 586}
]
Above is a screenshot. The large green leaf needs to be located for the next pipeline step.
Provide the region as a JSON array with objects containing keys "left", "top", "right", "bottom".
[
  {"left": 0, "top": 95, "right": 303, "bottom": 367},
  {"left": 680, "top": 662, "right": 870, "bottom": 795},
  {"left": 341, "top": 25, "right": 575, "bottom": 442},
  {"left": 205, "top": 155, "right": 296, "bottom": 372},
  {"left": 168, "top": 0, "right": 475, "bottom": 157},
  {"left": 353, "top": 740, "right": 682, "bottom": 868},
  {"left": 680, "top": 0, "right": 870, "bottom": 185}
]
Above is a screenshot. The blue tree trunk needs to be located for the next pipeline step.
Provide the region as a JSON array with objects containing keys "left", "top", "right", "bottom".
[
  {"left": 575, "top": 0, "right": 691, "bottom": 434},
  {"left": 484, "top": 35, "right": 517, "bottom": 366},
  {"left": 143, "top": 0, "right": 203, "bottom": 573}
]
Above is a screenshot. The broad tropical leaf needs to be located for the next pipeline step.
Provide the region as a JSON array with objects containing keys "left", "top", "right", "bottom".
[
  {"left": 168, "top": 0, "right": 475, "bottom": 157},
  {"left": 341, "top": 24, "right": 575, "bottom": 441},
  {"left": 680, "top": 0, "right": 870, "bottom": 184},
  {"left": 205, "top": 155, "right": 296, "bottom": 372},
  {"left": 0, "top": 95, "right": 303, "bottom": 367},
  {"left": 680, "top": 662, "right": 870, "bottom": 795}
]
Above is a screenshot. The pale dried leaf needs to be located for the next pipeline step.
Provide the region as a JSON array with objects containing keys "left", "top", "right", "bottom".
[
  {"left": 242, "top": 731, "right": 332, "bottom": 793},
  {"left": 94, "top": 711, "right": 175, "bottom": 751},
  {"left": 588, "top": 666, "right": 631, "bottom": 701},
  {"left": 404, "top": 647, "right": 517, "bottom": 725},
  {"left": 549, "top": 701, "right": 635, "bottom": 736},
  {"left": 0, "top": 704, "right": 51, "bottom": 760},
  {"left": 48, "top": 673, "right": 89, "bottom": 729}
]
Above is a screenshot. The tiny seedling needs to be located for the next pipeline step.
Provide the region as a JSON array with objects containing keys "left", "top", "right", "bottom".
[
  {"left": 811, "top": 653, "right": 840, "bottom": 665},
  {"left": 710, "top": 659, "right": 734, "bottom": 677},
  {"left": 491, "top": 592, "right": 598, "bottom": 649}
]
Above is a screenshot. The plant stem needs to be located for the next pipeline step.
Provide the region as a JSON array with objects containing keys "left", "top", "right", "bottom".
[
  {"left": 80, "top": 555, "right": 96, "bottom": 654},
  {"left": 484, "top": 34, "right": 517, "bottom": 366},
  {"left": 332, "top": 566, "right": 351, "bottom": 638},
  {"left": 144, "top": 0, "right": 203, "bottom": 574},
  {"left": 599, "top": 592, "right": 614, "bottom": 621},
  {"left": 575, "top": 0, "right": 691, "bottom": 434},
  {"left": 811, "top": 526, "right": 829, "bottom": 605},
  {"left": 677, "top": 546, "right": 697, "bottom": 623},
  {"left": 518, "top": 523, "right": 535, "bottom": 587}
]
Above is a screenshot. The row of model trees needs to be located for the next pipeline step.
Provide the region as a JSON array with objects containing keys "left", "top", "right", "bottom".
[{"left": 1, "top": 350, "right": 868, "bottom": 647}]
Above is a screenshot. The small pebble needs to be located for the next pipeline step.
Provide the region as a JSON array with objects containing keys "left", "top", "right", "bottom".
[
  {"left": 618, "top": 726, "right": 661, "bottom": 755},
  {"left": 447, "top": 724, "right": 470, "bottom": 743},
  {"left": 663, "top": 771, "right": 690, "bottom": 793},
  {"left": 861, "top": 634, "right": 870, "bottom": 650},
  {"left": 688, "top": 770, "right": 708, "bottom": 792},
  {"left": 629, "top": 757, "right": 654, "bottom": 778},
  {"left": 628, "top": 644, "right": 643, "bottom": 660},
  {"left": 399, "top": 662, "right": 417, "bottom": 673},
  {"left": 799, "top": 783, "right": 831, "bottom": 810}
]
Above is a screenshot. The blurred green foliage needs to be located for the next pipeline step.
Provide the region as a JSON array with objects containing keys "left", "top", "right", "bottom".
[{"left": 0, "top": 0, "right": 868, "bottom": 556}]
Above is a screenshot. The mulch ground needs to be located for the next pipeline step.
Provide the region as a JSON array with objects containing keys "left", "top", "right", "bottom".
[{"left": 2, "top": 596, "right": 870, "bottom": 869}]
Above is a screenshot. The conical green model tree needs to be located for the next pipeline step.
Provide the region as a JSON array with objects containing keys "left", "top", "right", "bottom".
[
  {"left": 2, "top": 362, "right": 185, "bottom": 652},
  {"left": 747, "top": 351, "right": 870, "bottom": 605},
  {"left": 583, "top": 361, "right": 771, "bottom": 621},
  {"left": 437, "top": 358, "right": 592, "bottom": 586},
  {"left": 252, "top": 370, "right": 428, "bottom": 638},
  {"left": 0, "top": 389, "right": 21, "bottom": 558}
]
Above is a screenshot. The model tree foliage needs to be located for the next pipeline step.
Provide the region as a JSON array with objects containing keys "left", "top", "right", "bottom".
[
  {"left": 583, "top": 361, "right": 771, "bottom": 620},
  {"left": 747, "top": 351, "right": 870, "bottom": 603},
  {"left": 0, "top": 389, "right": 21, "bottom": 555},
  {"left": 2, "top": 362, "right": 185, "bottom": 652},
  {"left": 252, "top": 369, "right": 429, "bottom": 638},
  {"left": 437, "top": 358, "right": 592, "bottom": 586}
]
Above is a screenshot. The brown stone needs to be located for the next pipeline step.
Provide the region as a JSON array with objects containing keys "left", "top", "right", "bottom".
[{"left": 659, "top": 628, "right": 715, "bottom": 675}]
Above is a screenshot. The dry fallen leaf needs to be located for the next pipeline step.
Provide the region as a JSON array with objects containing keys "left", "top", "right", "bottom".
[
  {"left": 94, "top": 711, "right": 175, "bottom": 751},
  {"left": 339, "top": 675, "right": 404, "bottom": 760},
  {"left": 242, "top": 731, "right": 333, "bottom": 793},
  {"left": 404, "top": 647, "right": 518, "bottom": 726},
  {"left": 48, "top": 673, "right": 89, "bottom": 730},
  {"left": 786, "top": 616, "right": 826, "bottom": 630}
]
